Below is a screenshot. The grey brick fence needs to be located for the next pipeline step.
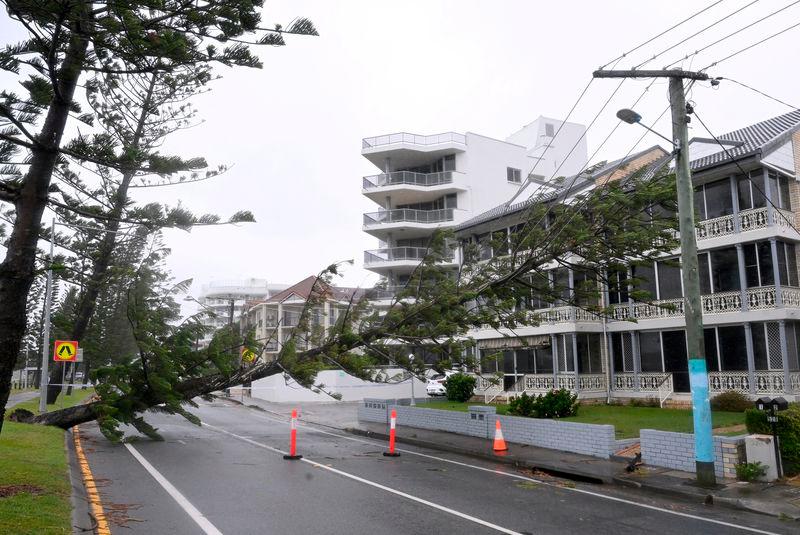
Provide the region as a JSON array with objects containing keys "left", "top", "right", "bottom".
[
  {"left": 358, "top": 399, "right": 616, "bottom": 458},
  {"left": 640, "top": 429, "right": 745, "bottom": 479}
]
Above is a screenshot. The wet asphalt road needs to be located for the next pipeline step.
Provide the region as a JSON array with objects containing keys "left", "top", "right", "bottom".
[{"left": 77, "top": 398, "right": 795, "bottom": 534}]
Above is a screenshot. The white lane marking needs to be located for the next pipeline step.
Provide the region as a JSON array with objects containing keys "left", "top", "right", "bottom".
[
  {"left": 235, "top": 409, "right": 784, "bottom": 535},
  {"left": 124, "top": 443, "right": 224, "bottom": 535},
  {"left": 202, "top": 423, "right": 521, "bottom": 535}
]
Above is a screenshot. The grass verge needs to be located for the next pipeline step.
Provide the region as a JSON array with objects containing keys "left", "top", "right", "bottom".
[
  {"left": 0, "top": 388, "right": 94, "bottom": 534},
  {"left": 420, "top": 399, "right": 745, "bottom": 438},
  {"left": 12, "top": 388, "right": 94, "bottom": 415}
]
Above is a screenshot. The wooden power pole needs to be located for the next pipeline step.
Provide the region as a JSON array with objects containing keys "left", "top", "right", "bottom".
[{"left": 593, "top": 68, "right": 717, "bottom": 487}]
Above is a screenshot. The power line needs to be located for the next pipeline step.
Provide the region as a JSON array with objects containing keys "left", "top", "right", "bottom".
[
  {"left": 717, "top": 76, "right": 798, "bottom": 110},
  {"left": 599, "top": 0, "right": 727, "bottom": 69},
  {"left": 701, "top": 19, "right": 800, "bottom": 70},
  {"left": 692, "top": 110, "right": 800, "bottom": 240},
  {"left": 665, "top": 0, "right": 800, "bottom": 69},
  {"left": 504, "top": 77, "right": 596, "bottom": 206},
  {"left": 634, "top": 0, "right": 761, "bottom": 69}
]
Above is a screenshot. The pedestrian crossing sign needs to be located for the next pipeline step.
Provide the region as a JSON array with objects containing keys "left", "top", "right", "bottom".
[
  {"left": 241, "top": 348, "right": 256, "bottom": 364},
  {"left": 53, "top": 340, "right": 79, "bottom": 362}
]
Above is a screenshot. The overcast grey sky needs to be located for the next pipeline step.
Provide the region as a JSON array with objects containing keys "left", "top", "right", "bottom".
[{"left": 2, "top": 0, "right": 799, "bottom": 315}]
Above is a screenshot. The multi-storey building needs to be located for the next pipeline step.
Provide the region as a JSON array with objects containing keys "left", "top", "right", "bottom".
[
  {"left": 241, "top": 276, "right": 363, "bottom": 362},
  {"left": 361, "top": 117, "right": 588, "bottom": 289},
  {"left": 197, "top": 278, "right": 288, "bottom": 346},
  {"left": 456, "top": 110, "right": 800, "bottom": 403}
]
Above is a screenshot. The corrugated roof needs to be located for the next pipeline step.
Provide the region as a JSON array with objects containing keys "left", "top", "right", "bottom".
[
  {"left": 456, "top": 145, "right": 666, "bottom": 231},
  {"left": 689, "top": 109, "right": 800, "bottom": 171}
]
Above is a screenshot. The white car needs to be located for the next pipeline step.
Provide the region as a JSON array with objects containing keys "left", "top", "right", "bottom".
[{"left": 426, "top": 371, "right": 457, "bottom": 396}]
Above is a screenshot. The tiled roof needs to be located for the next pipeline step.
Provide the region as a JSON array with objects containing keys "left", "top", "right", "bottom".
[
  {"left": 689, "top": 109, "right": 800, "bottom": 171},
  {"left": 265, "top": 275, "right": 364, "bottom": 303},
  {"left": 456, "top": 145, "right": 666, "bottom": 231}
]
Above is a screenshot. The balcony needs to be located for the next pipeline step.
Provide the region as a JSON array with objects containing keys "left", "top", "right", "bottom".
[
  {"left": 361, "top": 132, "right": 466, "bottom": 169},
  {"left": 362, "top": 171, "right": 466, "bottom": 204},
  {"left": 363, "top": 208, "right": 455, "bottom": 239},
  {"left": 611, "top": 285, "right": 800, "bottom": 321},
  {"left": 362, "top": 132, "right": 466, "bottom": 150},
  {"left": 364, "top": 246, "right": 455, "bottom": 273},
  {"left": 673, "top": 207, "right": 795, "bottom": 243}
]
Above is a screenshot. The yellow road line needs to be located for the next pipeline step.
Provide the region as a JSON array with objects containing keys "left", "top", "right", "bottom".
[{"left": 73, "top": 425, "right": 112, "bottom": 535}]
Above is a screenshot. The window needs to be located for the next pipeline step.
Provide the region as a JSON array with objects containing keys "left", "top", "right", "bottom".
[
  {"left": 443, "top": 154, "right": 456, "bottom": 172},
  {"left": 632, "top": 263, "right": 657, "bottom": 298},
  {"left": 710, "top": 247, "right": 740, "bottom": 292},
  {"left": 657, "top": 260, "right": 682, "bottom": 299},
  {"left": 534, "top": 346, "right": 553, "bottom": 374},
  {"left": 577, "top": 333, "right": 602, "bottom": 374},
  {"left": 507, "top": 167, "right": 522, "bottom": 183},
  {"left": 545, "top": 123, "right": 555, "bottom": 137},
  {"left": 639, "top": 332, "right": 663, "bottom": 372},
  {"left": 607, "top": 266, "right": 629, "bottom": 305},
  {"left": 553, "top": 268, "right": 571, "bottom": 302},
  {"left": 718, "top": 325, "right": 748, "bottom": 371},
  {"left": 704, "top": 179, "right": 734, "bottom": 219},
  {"left": 738, "top": 171, "right": 767, "bottom": 210}
]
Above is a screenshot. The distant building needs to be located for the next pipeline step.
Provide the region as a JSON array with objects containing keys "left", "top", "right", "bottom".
[
  {"left": 361, "top": 116, "right": 588, "bottom": 290},
  {"left": 240, "top": 276, "right": 363, "bottom": 362},
  {"left": 197, "top": 278, "right": 288, "bottom": 346}
]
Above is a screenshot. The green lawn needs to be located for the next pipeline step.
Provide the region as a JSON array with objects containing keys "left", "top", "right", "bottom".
[
  {"left": 421, "top": 400, "right": 745, "bottom": 439},
  {"left": 11, "top": 388, "right": 94, "bottom": 415},
  {"left": 0, "top": 388, "right": 95, "bottom": 534},
  {"left": 0, "top": 422, "right": 71, "bottom": 534}
]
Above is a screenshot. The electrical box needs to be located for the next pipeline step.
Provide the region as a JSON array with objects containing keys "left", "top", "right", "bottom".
[{"left": 745, "top": 434, "right": 779, "bottom": 482}]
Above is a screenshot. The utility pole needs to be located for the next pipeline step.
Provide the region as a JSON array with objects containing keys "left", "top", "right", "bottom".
[{"left": 593, "top": 68, "right": 716, "bottom": 487}]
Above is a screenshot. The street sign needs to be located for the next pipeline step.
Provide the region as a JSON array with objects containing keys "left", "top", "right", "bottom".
[
  {"left": 53, "top": 340, "right": 79, "bottom": 362},
  {"left": 76, "top": 348, "right": 84, "bottom": 362},
  {"left": 241, "top": 348, "right": 256, "bottom": 364}
]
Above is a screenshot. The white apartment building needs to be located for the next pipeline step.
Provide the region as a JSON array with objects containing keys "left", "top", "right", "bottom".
[
  {"left": 197, "top": 278, "right": 288, "bottom": 345},
  {"left": 456, "top": 110, "right": 800, "bottom": 403},
  {"left": 361, "top": 116, "right": 588, "bottom": 288},
  {"left": 240, "top": 276, "right": 363, "bottom": 362}
]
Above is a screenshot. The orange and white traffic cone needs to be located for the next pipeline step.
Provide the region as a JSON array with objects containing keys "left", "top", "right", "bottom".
[
  {"left": 283, "top": 408, "right": 303, "bottom": 460},
  {"left": 383, "top": 409, "right": 401, "bottom": 457},
  {"left": 493, "top": 419, "right": 508, "bottom": 453}
]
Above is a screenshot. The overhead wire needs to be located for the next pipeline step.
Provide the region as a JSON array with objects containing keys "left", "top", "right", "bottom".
[
  {"left": 716, "top": 77, "right": 798, "bottom": 110},
  {"left": 598, "top": 0, "right": 727, "bottom": 69},
  {"left": 701, "top": 19, "right": 800, "bottom": 70},
  {"left": 664, "top": 0, "right": 800, "bottom": 69},
  {"left": 633, "top": 0, "right": 761, "bottom": 69}
]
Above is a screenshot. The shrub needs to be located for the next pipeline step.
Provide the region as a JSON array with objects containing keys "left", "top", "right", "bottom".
[
  {"left": 444, "top": 373, "right": 477, "bottom": 403},
  {"left": 710, "top": 391, "right": 752, "bottom": 412},
  {"left": 508, "top": 392, "right": 535, "bottom": 417},
  {"left": 630, "top": 397, "right": 660, "bottom": 408},
  {"left": 509, "top": 389, "right": 579, "bottom": 418},
  {"left": 735, "top": 461, "right": 766, "bottom": 482},
  {"left": 745, "top": 403, "right": 800, "bottom": 476}
]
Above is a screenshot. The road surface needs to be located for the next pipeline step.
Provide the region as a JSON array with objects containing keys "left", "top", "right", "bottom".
[{"left": 77, "top": 398, "right": 794, "bottom": 534}]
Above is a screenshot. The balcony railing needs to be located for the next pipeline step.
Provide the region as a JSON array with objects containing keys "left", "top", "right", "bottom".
[
  {"left": 531, "top": 306, "right": 599, "bottom": 324},
  {"left": 363, "top": 208, "right": 454, "bottom": 227},
  {"left": 611, "top": 286, "right": 800, "bottom": 321},
  {"left": 708, "top": 371, "right": 800, "bottom": 395},
  {"left": 670, "top": 207, "right": 795, "bottom": 242},
  {"left": 363, "top": 170, "right": 458, "bottom": 190},
  {"left": 364, "top": 247, "right": 454, "bottom": 266},
  {"left": 362, "top": 132, "right": 466, "bottom": 149}
]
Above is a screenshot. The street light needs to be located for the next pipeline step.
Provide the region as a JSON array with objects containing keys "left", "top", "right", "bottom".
[
  {"left": 408, "top": 353, "right": 416, "bottom": 406},
  {"left": 616, "top": 108, "right": 676, "bottom": 146}
]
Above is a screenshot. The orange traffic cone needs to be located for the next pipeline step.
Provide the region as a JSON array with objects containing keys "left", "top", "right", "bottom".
[{"left": 493, "top": 419, "right": 508, "bottom": 452}]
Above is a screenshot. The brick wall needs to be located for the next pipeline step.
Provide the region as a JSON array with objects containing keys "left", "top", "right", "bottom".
[
  {"left": 640, "top": 429, "right": 745, "bottom": 479},
  {"left": 358, "top": 400, "right": 617, "bottom": 458}
]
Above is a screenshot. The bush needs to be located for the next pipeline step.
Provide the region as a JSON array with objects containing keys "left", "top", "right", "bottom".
[
  {"left": 735, "top": 461, "right": 766, "bottom": 482},
  {"left": 444, "top": 373, "right": 477, "bottom": 403},
  {"left": 745, "top": 403, "right": 800, "bottom": 476},
  {"left": 629, "top": 397, "right": 660, "bottom": 408},
  {"left": 507, "top": 389, "right": 579, "bottom": 419},
  {"left": 710, "top": 391, "right": 752, "bottom": 412}
]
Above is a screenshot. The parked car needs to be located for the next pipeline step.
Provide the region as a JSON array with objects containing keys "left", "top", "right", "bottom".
[{"left": 426, "top": 370, "right": 457, "bottom": 396}]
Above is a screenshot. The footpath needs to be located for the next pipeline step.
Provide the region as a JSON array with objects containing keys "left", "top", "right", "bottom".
[{"left": 233, "top": 396, "right": 800, "bottom": 521}]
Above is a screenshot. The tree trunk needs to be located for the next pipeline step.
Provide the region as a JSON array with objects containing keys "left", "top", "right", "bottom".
[
  {"left": 0, "top": 13, "right": 91, "bottom": 433},
  {"left": 47, "top": 72, "right": 156, "bottom": 404}
]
